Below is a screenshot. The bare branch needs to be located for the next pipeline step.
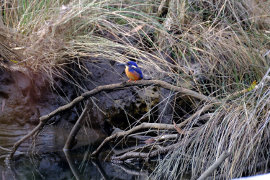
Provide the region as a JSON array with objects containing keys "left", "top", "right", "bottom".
[
  {"left": 9, "top": 122, "right": 44, "bottom": 158},
  {"left": 91, "top": 122, "right": 194, "bottom": 157},
  {"left": 9, "top": 80, "right": 217, "bottom": 159},
  {"left": 92, "top": 103, "right": 215, "bottom": 157},
  {"left": 198, "top": 151, "right": 231, "bottom": 180},
  {"left": 111, "top": 142, "right": 180, "bottom": 162},
  {"left": 64, "top": 150, "right": 85, "bottom": 180},
  {"left": 0, "top": 146, "right": 11, "bottom": 152},
  {"left": 63, "top": 103, "right": 89, "bottom": 150}
]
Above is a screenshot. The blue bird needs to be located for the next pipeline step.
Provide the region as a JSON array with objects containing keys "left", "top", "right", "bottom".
[{"left": 118, "top": 61, "right": 143, "bottom": 82}]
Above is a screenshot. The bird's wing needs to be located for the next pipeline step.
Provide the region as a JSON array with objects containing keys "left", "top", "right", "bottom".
[{"left": 133, "top": 67, "right": 143, "bottom": 79}]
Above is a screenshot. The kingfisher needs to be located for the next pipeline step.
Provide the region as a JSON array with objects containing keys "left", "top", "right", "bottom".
[{"left": 118, "top": 61, "right": 143, "bottom": 82}]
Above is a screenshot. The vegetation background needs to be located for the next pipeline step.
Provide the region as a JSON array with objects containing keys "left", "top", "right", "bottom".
[{"left": 1, "top": 0, "right": 270, "bottom": 179}]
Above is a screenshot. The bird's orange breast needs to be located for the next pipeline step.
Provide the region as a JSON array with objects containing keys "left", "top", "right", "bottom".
[{"left": 125, "top": 66, "right": 140, "bottom": 80}]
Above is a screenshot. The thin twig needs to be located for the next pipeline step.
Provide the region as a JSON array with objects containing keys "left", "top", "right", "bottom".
[
  {"left": 0, "top": 146, "right": 11, "bottom": 152},
  {"left": 177, "top": 103, "right": 215, "bottom": 129}
]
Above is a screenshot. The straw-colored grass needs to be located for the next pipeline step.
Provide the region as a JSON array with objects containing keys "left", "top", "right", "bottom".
[
  {"left": 1, "top": 0, "right": 270, "bottom": 179},
  {"left": 152, "top": 80, "right": 270, "bottom": 179}
]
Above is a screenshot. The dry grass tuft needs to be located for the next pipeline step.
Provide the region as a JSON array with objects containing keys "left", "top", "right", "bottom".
[{"left": 152, "top": 76, "right": 270, "bottom": 179}]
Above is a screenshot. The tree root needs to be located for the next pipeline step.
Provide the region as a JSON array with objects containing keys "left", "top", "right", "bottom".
[{"left": 8, "top": 80, "right": 218, "bottom": 159}]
